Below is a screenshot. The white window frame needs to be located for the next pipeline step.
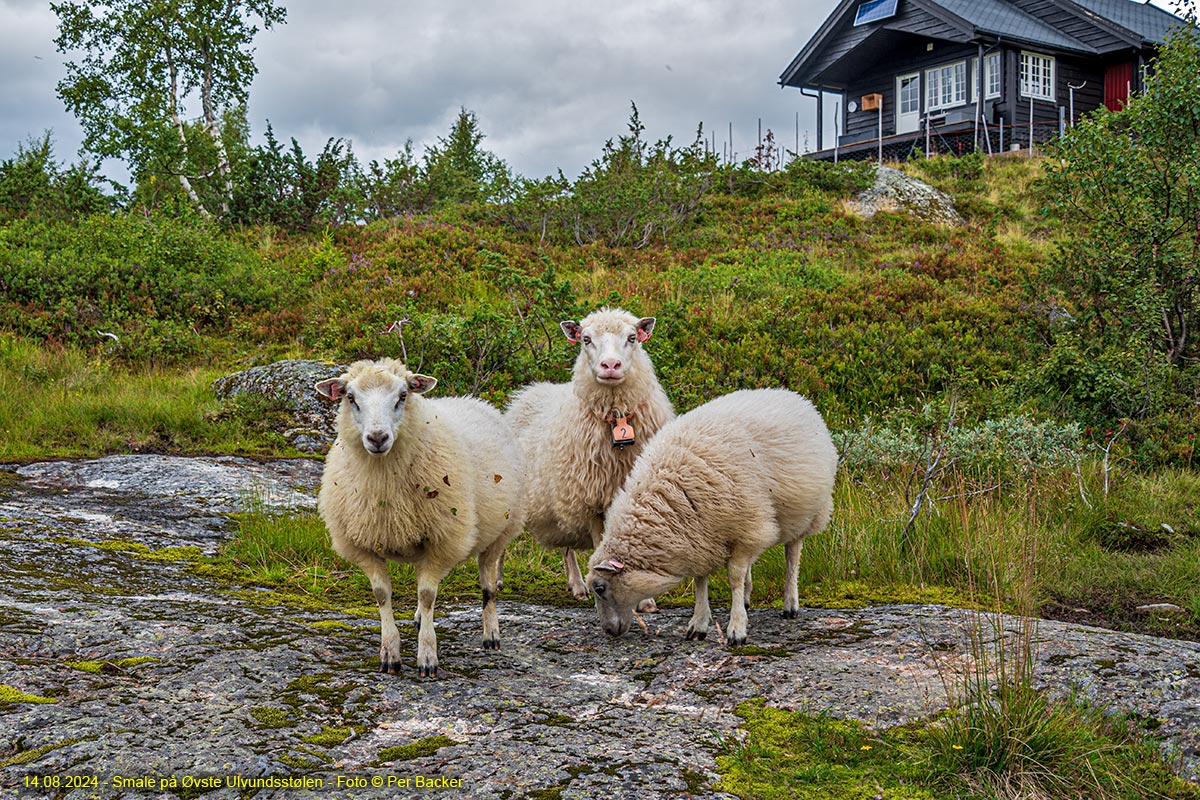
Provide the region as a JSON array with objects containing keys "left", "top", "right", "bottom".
[
  {"left": 1020, "top": 51, "right": 1055, "bottom": 101},
  {"left": 926, "top": 60, "right": 967, "bottom": 111},
  {"left": 899, "top": 73, "right": 921, "bottom": 116},
  {"left": 973, "top": 53, "right": 1002, "bottom": 101},
  {"left": 987, "top": 52, "right": 1001, "bottom": 99}
]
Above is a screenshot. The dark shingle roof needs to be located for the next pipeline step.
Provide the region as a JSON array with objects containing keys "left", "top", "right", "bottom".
[
  {"left": 780, "top": 0, "right": 1187, "bottom": 88},
  {"left": 1067, "top": 0, "right": 1180, "bottom": 43},
  {"left": 935, "top": 0, "right": 1096, "bottom": 52}
]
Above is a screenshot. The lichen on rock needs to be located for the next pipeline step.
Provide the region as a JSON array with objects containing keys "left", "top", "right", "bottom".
[
  {"left": 212, "top": 360, "right": 345, "bottom": 453},
  {"left": 848, "top": 166, "right": 963, "bottom": 225}
]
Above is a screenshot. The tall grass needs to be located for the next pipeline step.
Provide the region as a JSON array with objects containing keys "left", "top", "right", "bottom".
[
  {"left": 720, "top": 468, "right": 1200, "bottom": 800},
  {"left": 0, "top": 334, "right": 288, "bottom": 460},
  {"left": 209, "top": 454, "right": 1200, "bottom": 639}
]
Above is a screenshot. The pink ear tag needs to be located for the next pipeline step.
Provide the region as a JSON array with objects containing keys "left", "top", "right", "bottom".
[
  {"left": 611, "top": 416, "right": 636, "bottom": 448},
  {"left": 607, "top": 560, "right": 625, "bottom": 570}
]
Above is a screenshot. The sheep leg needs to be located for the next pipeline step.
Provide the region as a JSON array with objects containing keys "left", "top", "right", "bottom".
[
  {"left": 342, "top": 549, "right": 404, "bottom": 675},
  {"left": 563, "top": 548, "right": 589, "bottom": 600},
  {"left": 727, "top": 558, "right": 752, "bottom": 647},
  {"left": 685, "top": 575, "right": 711, "bottom": 640},
  {"left": 478, "top": 541, "right": 505, "bottom": 651},
  {"left": 414, "top": 565, "right": 445, "bottom": 679},
  {"left": 781, "top": 539, "right": 802, "bottom": 619}
]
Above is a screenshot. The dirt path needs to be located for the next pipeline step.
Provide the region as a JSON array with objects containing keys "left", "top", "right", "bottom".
[{"left": 1, "top": 456, "right": 1197, "bottom": 799}]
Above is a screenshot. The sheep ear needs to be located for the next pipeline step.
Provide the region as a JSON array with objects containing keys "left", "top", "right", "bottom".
[
  {"left": 560, "top": 320, "right": 582, "bottom": 344},
  {"left": 315, "top": 378, "right": 347, "bottom": 401},
  {"left": 408, "top": 374, "right": 437, "bottom": 395},
  {"left": 635, "top": 317, "right": 656, "bottom": 343},
  {"left": 594, "top": 559, "right": 626, "bottom": 574}
]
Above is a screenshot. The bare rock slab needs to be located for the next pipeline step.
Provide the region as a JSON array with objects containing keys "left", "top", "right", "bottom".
[{"left": 0, "top": 456, "right": 1197, "bottom": 798}]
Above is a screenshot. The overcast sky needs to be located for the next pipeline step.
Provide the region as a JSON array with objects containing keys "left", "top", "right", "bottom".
[
  {"left": 0, "top": 0, "right": 839, "bottom": 184},
  {"left": 0, "top": 0, "right": 1180, "bottom": 184}
]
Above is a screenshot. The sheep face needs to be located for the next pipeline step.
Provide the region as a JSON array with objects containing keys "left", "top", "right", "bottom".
[
  {"left": 587, "top": 560, "right": 678, "bottom": 637},
  {"left": 561, "top": 313, "right": 655, "bottom": 387},
  {"left": 316, "top": 363, "right": 437, "bottom": 456}
]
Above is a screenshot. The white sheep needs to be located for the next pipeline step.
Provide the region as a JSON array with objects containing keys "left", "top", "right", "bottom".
[
  {"left": 506, "top": 307, "right": 675, "bottom": 602},
  {"left": 315, "top": 358, "right": 525, "bottom": 678},
  {"left": 585, "top": 388, "right": 837, "bottom": 646}
]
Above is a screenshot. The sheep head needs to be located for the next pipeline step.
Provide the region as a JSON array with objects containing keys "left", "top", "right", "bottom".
[
  {"left": 585, "top": 557, "right": 679, "bottom": 638},
  {"left": 315, "top": 358, "right": 437, "bottom": 456},
  {"left": 561, "top": 308, "right": 655, "bottom": 387}
]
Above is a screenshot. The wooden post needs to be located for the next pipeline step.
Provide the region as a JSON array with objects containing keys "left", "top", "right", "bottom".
[
  {"left": 975, "top": 43, "right": 984, "bottom": 151},
  {"left": 1029, "top": 95, "right": 1034, "bottom": 154},
  {"left": 834, "top": 102, "right": 840, "bottom": 164}
]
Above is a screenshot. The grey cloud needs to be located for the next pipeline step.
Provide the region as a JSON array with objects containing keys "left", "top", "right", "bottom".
[{"left": 1, "top": 0, "right": 878, "bottom": 180}]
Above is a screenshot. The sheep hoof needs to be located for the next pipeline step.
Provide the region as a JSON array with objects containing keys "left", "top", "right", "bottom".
[
  {"left": 728, "top": 635, "right": 747, "bottom": 647},
  {"left": 780, "top": 609, "right": 799, "bottom": 620},
  {"left": 637, "top": 598, "right": 658, "bottom": 613},
  {"left": 685, "top": 627, "right": 707, "bottom": 641},
  {"left": 571, "top": 587, "right": 590, "bottom": 601},
  {"left": 483, "top": 638, "right": 500, "bottom": 651},
  {"left": 418, "top": 662, "right": 438, "bottom": 679},
  {"left": 380, "top": 659, "right": 402, "bottom": 675}
]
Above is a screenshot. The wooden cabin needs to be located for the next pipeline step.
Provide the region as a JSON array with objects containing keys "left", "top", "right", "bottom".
[{"left": 779, "top": 0, "right": 1182, "bottom": 160}]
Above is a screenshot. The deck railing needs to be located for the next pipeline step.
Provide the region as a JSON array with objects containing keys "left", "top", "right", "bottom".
[{"left": 812, "top": 120, "right": 1064, "bottom": 162}]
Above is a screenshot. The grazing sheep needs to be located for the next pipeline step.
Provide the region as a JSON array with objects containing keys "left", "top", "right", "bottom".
[
  {"left": 585, "top": 388, "right": 837, "bottom": 646},
  {"left": 315, "top": 358, "right": 525, "bottom": 678},
  {"left": 506, "top": 307, "right": 675, "bottom": 602}
]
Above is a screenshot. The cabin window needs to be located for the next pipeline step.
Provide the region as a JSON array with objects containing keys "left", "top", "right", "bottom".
[
  {"left": 926, "top": 61, "right": 967, "bottom": 111},
  {"left": 987, "top": 53, "right": 1002, "bottom": 98},
  {"left": 974, "top": 53, "right": 1002, "bottom": 101},
  {"left": 900, "top": 74, "right": 921, "bottom": 115},
  {"left": 1020, "top": 52, "right": 1055, "bottom": 101}
]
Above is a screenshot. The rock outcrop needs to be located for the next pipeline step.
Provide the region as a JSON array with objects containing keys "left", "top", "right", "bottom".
[
  {"left": 212, "top": 360, "right": 344, "bottom": 453},
  {"left": 848, "top": 166, "right": 963, "bottom": 225}
]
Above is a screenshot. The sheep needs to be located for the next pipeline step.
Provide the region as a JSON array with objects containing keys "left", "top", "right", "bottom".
[
  {"left": 585, "top": 388, "right": 837, "bottom": 647},
  {"left": 506, "top": 307, "right": 675, "bottom": 603},
  {"left": 315, "top": 358, "right": 525, "bottom": 678}
]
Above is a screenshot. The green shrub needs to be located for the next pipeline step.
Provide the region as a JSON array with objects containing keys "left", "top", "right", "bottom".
[
  {"left": 0, "top": 133, "right": 113, "bottom": 219},
  {"left": 0, "top": 212, "right": 281, "bottom": 357}
]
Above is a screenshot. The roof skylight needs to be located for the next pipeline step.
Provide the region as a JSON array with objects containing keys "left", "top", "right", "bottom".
[{"left": 853, "top": 0, "right": 899, "bottom": 26}]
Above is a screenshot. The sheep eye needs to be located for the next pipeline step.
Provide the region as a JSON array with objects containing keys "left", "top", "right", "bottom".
[
  {"left": 347, "top": 393, "right": 358, "bottom": 407},
  {"left": 627, "top": 334, "right": 637, "bottom": 344},
  {"left": 593, "top": 580, "right": 607, "bottom": 597},
  {"left": 582, "top": 336, "right": 592, "bottom": 346},
  {"left": 395, "top": 392, "right": 407, "bottom": 409}
]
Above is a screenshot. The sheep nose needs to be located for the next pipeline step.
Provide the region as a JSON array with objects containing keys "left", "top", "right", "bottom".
[
  {"left": 366, "top": 431, "right": 390, "bottom": 450},
  {"left": 600, "top": 359, "right": 622, "bottom": 371}
]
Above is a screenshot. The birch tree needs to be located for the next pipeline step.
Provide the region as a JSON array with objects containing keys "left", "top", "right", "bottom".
[{"left": 53, "top": 0, "right": 285, "bottom": 217}]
